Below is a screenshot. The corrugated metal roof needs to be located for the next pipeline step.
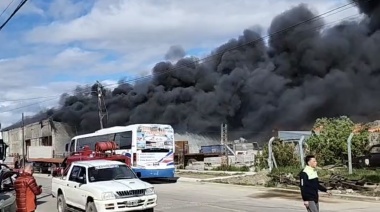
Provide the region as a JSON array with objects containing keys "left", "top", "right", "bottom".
[{"left": 278, "top": 131, "right": 312, "bottom": 141}]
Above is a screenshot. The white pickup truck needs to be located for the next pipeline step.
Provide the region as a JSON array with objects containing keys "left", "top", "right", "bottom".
[{"left": 51, "top": 160, "right": 157, "bottom": 212}]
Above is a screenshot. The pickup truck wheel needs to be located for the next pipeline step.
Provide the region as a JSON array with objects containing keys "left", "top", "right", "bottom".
[
  {"left": 86, "top": 201, "right": 98, "bottom": 212},
  {"left": 57, "top": 194, "right": 68, "bottom": 212}
]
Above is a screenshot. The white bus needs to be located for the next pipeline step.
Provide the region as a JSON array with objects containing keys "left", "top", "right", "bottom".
[{"left": 65, "top": 124, "right": 176, "bottom": 180}]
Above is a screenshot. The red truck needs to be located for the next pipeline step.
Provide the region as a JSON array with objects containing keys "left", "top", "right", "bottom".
[{"left": 53, "top": 141, "right": 131, "bottom": 176}]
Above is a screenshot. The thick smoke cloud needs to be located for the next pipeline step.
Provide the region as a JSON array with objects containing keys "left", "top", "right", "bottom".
[
  {"left": 20, "top": 1, "right": 380, "bottom": 140},
  {"left": 165, "top": 45, "right": 186, "bottom": 61},
  {"left": 352, "top": 0, "right": 380, "bottom": 31}
]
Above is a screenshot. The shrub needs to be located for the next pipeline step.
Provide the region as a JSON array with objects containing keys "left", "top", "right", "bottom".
[
  {"left": 306, "top": 116, "right": 370, "bottom": 166},
  {"left": 255, "top": 138, "right": 301, "bottom": 170}
]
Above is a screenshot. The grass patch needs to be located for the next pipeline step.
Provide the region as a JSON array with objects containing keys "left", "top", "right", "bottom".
[
  {"left": 177, "top": 173, "right": 224, "bottom": 179},
  {"left": 270, "top": 166, "right": 380, "bottom": 183},
  {"left": 176, "top": 171, "right": 245, "bottom": 179},
  {"left": 212, "top": 165, "right": 250, "bottom": 172}
]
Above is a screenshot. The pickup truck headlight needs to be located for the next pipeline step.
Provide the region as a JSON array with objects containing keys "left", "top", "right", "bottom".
[
  {"left": 145, "top": 187, "right": 155, "bottom": 195},
  {"left": 102, "top": 192, "right": 116, "bottom": 200}
]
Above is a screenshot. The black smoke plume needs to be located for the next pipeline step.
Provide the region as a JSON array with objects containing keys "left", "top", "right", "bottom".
[
  {"left": 10, "top": 1, "right": 380, "bottom": 140},
  {"left": 165, "top": 45, "right": 186, "bottom": 61}
]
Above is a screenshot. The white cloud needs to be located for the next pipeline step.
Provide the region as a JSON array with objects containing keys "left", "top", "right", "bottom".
[
  {"left": 50, "top": 47, "right": 104, "bottom": 70},
  {"left": 45, "top": 0, "right": 91, "bottom": 21},
  {"left": 0, "top": 0, "right": 360, "bottom": 129},
  {"left": 26, "top": 0, "right": 358, "bottom": 52},
  {"left": 101, "top": 79, "right": 118, "bottom": 90},
  {"left": 0, "top": 81, "right": 78, "bottom": 128}
]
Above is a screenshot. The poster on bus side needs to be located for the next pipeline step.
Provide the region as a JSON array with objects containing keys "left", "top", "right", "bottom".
[{"left": 136, "top": 125, "right": 174, "bottom": 150}]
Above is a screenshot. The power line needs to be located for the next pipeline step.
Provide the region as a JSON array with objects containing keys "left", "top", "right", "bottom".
[
  {"left": 97, "top": 1, "right": 362, "bottom": 88},
  {"left": 0, "top": 85, "right": 101, "bottom": 103},
  {"left": 100, "top": 14, "right": 362, "bottom": 88},
  {"left": 0, "top": 95, "right": 60, "bottom": 103},
  {"left": 0, "top": 0, "right": 16, "bottom": 19},
  {"left": 0, "top": 0, "right": 28, "bottom": 32},
  {"left": 0, "top": 14, "right": 362, "bottom": 113},
  {"left": 0, "top": 97, "right": 59, "bottom": 113},
  {"left": 0, "top": 1, "right": 360, "bottom": 104},
  {"left": 0, "top": 2, "right": 364, "bottom": 113},
  {"left": 0, "top": 91, "right": 95, "bottom": 113},
  {"left": 0, "top": 13, "right": 362, "bottom": 113}
]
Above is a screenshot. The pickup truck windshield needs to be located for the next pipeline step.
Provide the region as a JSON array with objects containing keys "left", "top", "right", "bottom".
[{"left": 87, "top": 164, "right": 136, "bottom": 182}]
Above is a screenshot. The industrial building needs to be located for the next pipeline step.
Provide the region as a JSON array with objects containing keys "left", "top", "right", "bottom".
[
  {"left": 278, "top": 131, "right": 312, "bottom": 141},
  {"left": 1, "top": 118, "right": 75, "bottom": 158}
]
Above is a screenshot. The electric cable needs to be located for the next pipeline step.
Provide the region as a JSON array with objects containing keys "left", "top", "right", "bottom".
[
  {"left": 0, "top": 0, "right": 28, "bottom": 31},
  {"left": 0, "top": 1, "right": 365, "bottom": 112},
  {"left": 0, "top": 13, "right": 361, "bottom": 113},
  {"left": 0, "top": 0, "right": 16, "bottom": 19}
]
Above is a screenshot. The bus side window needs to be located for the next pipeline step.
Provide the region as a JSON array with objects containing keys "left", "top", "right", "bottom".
[{"left": 116, "top": 131, "right": 132, "bottom": 149}]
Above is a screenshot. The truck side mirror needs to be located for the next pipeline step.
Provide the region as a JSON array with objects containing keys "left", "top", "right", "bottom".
[{"left": 77, "top": 176, "right": 86, "bottom": 184}]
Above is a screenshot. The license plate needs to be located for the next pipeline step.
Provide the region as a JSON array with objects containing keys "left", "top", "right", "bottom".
[
  {"left": 126, "top": 200, "right": 138, "bottom": 207},
  {"left": 153, "top": 162, "right": 159, "bottom": 166}
]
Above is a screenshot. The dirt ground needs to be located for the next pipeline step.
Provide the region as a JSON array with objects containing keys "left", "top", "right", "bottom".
[{"left": 208, "top": 171, "right": 271, "bottom": 185}]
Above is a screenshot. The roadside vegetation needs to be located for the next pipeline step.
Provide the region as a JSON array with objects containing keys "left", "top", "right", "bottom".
[
  {"left": 179, "top": 116, "right": 380, "bottom": 197},
  {"left": 212, "top": 165, "right": 250, "bottom": 172},
  {"left": 255, "top": 116, "right": 380, "bottom": 186}
]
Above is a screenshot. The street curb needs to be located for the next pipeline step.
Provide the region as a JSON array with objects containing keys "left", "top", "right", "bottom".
[
  {"left": 176, "top": 173, "right": 256, "bottom": 182},
  {"left": 177, "top": 177, "right": 200, "bottom": 182},
  {"left": 34, "top": 173, "right": 52, "bottom": 179},
  {"left": 176, "top": 170, "right": 256, "bottom": 175}
]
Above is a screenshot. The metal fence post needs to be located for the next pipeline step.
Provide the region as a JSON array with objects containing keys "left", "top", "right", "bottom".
[
  {"left": 347, "top": 132, "right": 354, "bottom": 175},
  {"left": 298, "top": 136, "right": 305, "bottom": 168},
  {"left": 267, "top": 137, "right": 275, "bottom": 172}
]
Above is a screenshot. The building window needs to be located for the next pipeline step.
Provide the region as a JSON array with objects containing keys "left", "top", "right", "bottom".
[{"left": 41, "top": 136, "right": 52, "bottom": 146}]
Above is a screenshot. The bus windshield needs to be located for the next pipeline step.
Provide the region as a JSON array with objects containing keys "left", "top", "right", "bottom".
[{"left": 88, "top": 164, "right": 136, "bottom": 182}]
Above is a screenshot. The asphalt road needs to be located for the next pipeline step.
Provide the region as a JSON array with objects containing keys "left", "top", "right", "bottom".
[{"left": 35, "top": 176, "right": 380, "bottom": 212}]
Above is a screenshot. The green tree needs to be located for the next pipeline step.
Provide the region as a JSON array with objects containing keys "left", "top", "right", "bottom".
[
  {"left": 255, "top": 138, "right": 300, "bottom": 170},
  {"left": 306, "top": 116, "right": 369, "bottom": 166}
]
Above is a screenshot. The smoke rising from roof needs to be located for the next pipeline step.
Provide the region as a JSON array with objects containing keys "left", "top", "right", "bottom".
[{"left": 12, "top": 1, "right": 380, "bottom": 140}]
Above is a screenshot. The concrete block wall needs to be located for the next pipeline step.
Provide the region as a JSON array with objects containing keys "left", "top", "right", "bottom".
[
  {"left": 1, "top": 120, "right": 75, "bottom": 157},
  {"left": 52, "top": 122, "right": 75, "bottom": 156}
]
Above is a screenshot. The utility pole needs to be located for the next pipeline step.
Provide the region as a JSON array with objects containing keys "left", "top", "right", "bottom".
[
  {"left": 21, "top": 113, "right": 25, "bottom": 167},
  {"left": 97, "top": 81, "right": 108, "bottom": 129},
  {"left": 221, "top": 123, "right": 228, "bottom": 167}
]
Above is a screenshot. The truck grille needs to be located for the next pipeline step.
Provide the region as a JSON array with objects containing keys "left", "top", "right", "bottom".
[{"left": 116, "top": 189, "right": 145, "bottom": 197}]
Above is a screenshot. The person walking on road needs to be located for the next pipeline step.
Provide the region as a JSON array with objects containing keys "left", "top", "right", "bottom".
[
  {"left": 299, "top": 155, "right": 331, "bottom": 212},
  {"left": 14, "top": 163, "right": 42, "bottom": 212}
]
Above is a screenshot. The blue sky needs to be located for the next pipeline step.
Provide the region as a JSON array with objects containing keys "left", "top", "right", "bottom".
[{"left": 0, "top": 0, "right": 358, "bottom": 128}]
